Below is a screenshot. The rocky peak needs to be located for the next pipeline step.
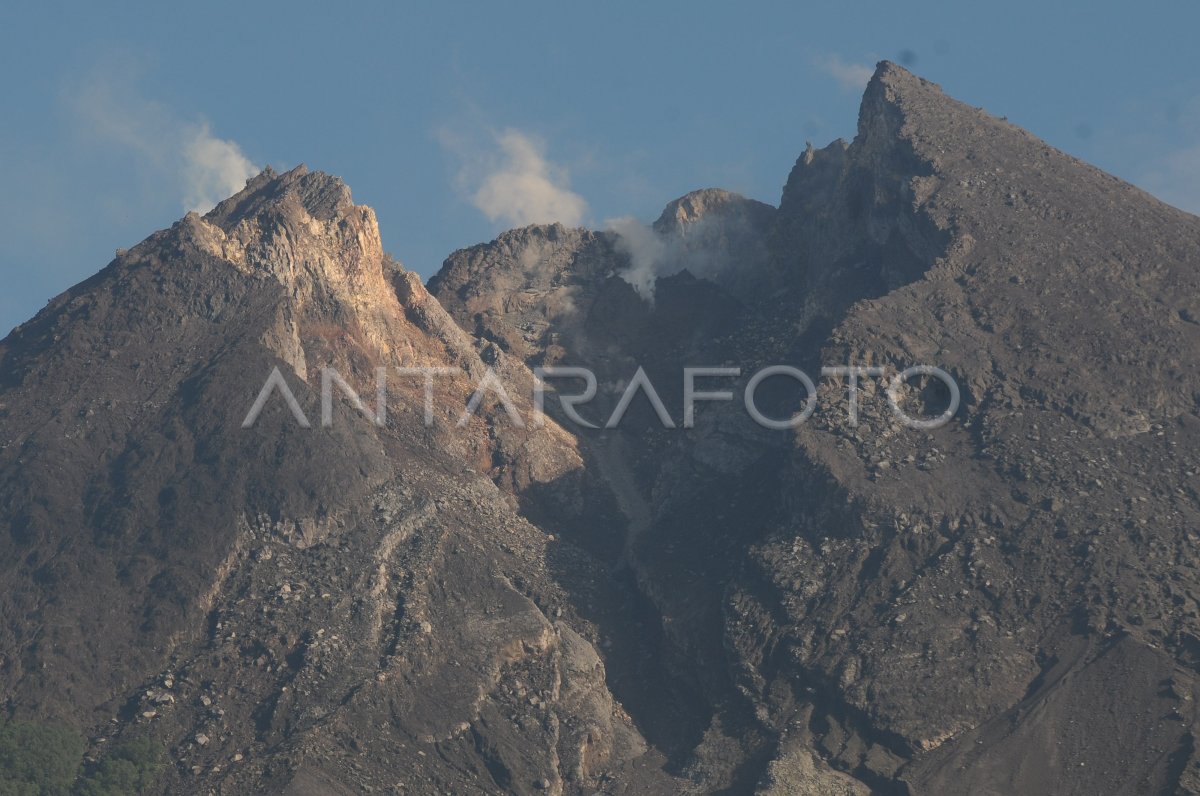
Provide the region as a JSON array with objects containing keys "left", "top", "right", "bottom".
[
  {"left": 857, "top": 60, "right": 930, "bottom": 133},
  {"left": 773, "top": 61, "right": 953, "bottom": 303},
  {"left": 206, "top": 164, "right": 355, "bottom": 228},
  {"left": 146, "top": 164, "right": 438, "bottom": 374},
  {"left": 171, "top": 165, "right": 389, "bottom": 322},
  {"left": 427, "top": 222, "right": 622, "bottom": 363},
  {"left": 641, "top": 188, "right": 776, "bottom": 298},
  {"left": 652, "top": 188, "right": 775, "bottom": 235}
]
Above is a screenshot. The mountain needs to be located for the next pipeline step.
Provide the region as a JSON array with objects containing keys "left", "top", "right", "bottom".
[
  {"left": 0, "top": 165, "right": 660, "bottom": 794},
  {"left": 2, "top": 62, "right": 1200, "bottom": 794}
]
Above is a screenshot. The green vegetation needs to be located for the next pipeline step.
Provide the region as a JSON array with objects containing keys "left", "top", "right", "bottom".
[
  {"left": 0, "top": 720, "right": 83, "bottom": 796},
  {"left": 74, "top": 737, "right": 162, "bottom": 796},
  {"left": 0, "top": 720, "right": 162, "bottom": 796}
]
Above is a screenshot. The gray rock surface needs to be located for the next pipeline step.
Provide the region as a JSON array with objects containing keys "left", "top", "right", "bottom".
[{"left": 3, "top": 61, "right": 1200, "bottom": 794}]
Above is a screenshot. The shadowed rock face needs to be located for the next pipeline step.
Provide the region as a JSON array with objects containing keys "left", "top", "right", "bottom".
[
  {"left": 431, "top": 62, "right": 1200, "bottom": 794},
  {"left": 4, "top": 62, "right": 1200, "bottom": 794},
  {"left": 733, "top": 63, "right": 1200, "bottom": 794}
]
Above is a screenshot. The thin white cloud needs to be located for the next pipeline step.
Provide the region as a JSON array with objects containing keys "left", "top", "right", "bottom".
[
  {"left": 816, "top": 55, "right": 875, "bottom": 93},
  {"left": 67, "top": 65, "right": 259, "bottom": 213},
  {"left": 1140, "top": 143, "right": 1200, "bottom": 216},
  {"left": 442, "top": 128, "right": 588, "bottom": 228}
]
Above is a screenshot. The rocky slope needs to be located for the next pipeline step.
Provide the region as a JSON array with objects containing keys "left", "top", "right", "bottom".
[
  {"left": 431, "top": 62, "right": 1200, "bottom": 795},
  {"left": 0, "top": 166, "right": 677, "bottom": 794},
  {"left": 3, "top": 61, "right": 1200, "bottom": 795}
]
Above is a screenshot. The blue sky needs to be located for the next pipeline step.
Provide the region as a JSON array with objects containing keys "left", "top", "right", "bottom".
[{"left": 2, "top": 1, "right": 1198, "bottom": 335}]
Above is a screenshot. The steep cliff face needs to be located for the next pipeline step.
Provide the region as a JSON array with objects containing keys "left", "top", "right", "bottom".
[{"left": 743, "top": 62, "right": 1200, "bottom": 794}]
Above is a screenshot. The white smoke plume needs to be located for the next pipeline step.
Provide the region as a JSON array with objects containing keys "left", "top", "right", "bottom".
[
  {"left": 445, "top": 128, "right": 588, "bottom": 228},
  {"left": 180, "top": 124, "right": 259, "bottom": 212},
  {"left": 608, "top": 211, "right": 767, "bottom": 303},
  {"left": 606, "top": 216, "right": 666, "bottom": 300},
  {"left": 443, "top": 126, "right": 765, "bottom": 302},
  {"left": 817, "top": 55, "right": 875, "bottom": 93},
  {"left": 68, "top": 66, "right": 259, "bottom": 213}
]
